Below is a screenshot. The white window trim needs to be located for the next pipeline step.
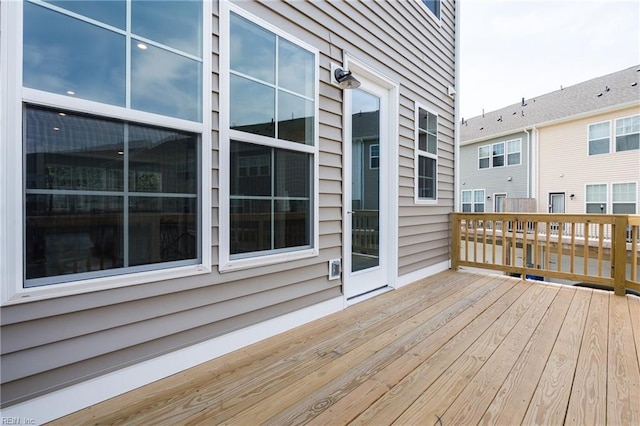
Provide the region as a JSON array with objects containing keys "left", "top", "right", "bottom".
[
  {"left": 612, "top": 181, "right": 638, "bottom": 214},
  {"left": 587, "top": 120, "right": 611, "bottom": 156},
  {"left": 478, "top": 144, "right": 490, "bottom": 169},
  {"left": 506, "top": 138, "right": 522, "bottom": 166},
  {"left": 218, "top": 1, "right": 320, "bottom": 272},
  {"left": 414, "top": 102, "right": 438, "bottom": 204},
  {"left": 369, "top": 144, "right": 380, "bottom": 169},
  {"left": 585, "top": 182, "right": 608, "bottom": 214},
  {"left": 1, "top": 0, "right": 212, "bottom": 305},
  {"left": 416, "top": 0, "right": 442, "bottom": 25},
  {"left": 461, "top": 189, "right": 485, "bottom": 212},
  {"left": 614, "top": 114, "right": 640, "bottom": 153}
]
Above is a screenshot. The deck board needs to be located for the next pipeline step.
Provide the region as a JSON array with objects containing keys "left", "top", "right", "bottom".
[{"left": 48, "top": 270, "right": 640, "bottom": 426}]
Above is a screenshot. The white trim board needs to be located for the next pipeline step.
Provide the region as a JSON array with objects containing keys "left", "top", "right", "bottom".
[{"left": 0, "top": 297, "right": 344, "bottom": 424}]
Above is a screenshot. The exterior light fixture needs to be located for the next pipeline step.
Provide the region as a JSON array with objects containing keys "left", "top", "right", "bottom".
[
  {"left": 570, "top": 194, "right": 575, "bottom": 200},
  {"left": 334, "top": 68, "right": 361, "bottom": 89}
]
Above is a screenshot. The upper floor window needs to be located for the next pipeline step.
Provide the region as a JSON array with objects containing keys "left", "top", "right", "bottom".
[
  {"left": 506, "top": 139, "right": 521, "bottom": 165},
  {"left": 420, "top": 0, "right": 441, "bottom": 19},
  {"left": 370, "top": 144, "right": 380, "bottom": 169},
  {"left": 478, "top": 139, "right": 521, "bottom": 169},
  {"left": 415, "top": 105, "right": 438, "bottom": 201},
  {"left": 615, "top": 115, "right": 640, "bottom": 152},
  {"left": 588, "top": 121, "right": 610, "bottom": 155},
  {"left": 224, "top": 8, "right": 318, "bottom": 263}
]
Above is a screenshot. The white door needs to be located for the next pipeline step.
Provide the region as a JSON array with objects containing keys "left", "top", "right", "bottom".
[{"left": 344, "top": 78, "right": 390, "bottom": 299}]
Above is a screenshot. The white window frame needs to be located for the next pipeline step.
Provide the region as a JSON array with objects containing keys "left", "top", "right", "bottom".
[
  {"left": 585, "top": 183, "right": 607, "bottom": 214},
  {"left": 587, "top": 120, "right": 611, "bottom": 156},
  {"left": 414, "top": 102, "right": 438, "bottom": 204},
  {"left": 218, "top": 1, "right": 320, "bottom": 272},
  {"left": 1, "top": 1, "right": 212, "bottom": 304},
  {"left": 612, "top": 182, "right": 638, "bottom": 214},
  {"left": 614, "top": 114, "right": 640, "bottom": 152},
  {"left": 461, "top": 189, "right": 484, "bottom": 212},
  {"left": 417, "top": 0, "right": 442, "bottom": 23},
  {"left": 478, "top": 145, "right": 490, "bottom": 169},
  {"left": 369, "top": 144, "right": 380, "bottom": 169},
  {"left": 506, "top": 138, "right": 522, "bottom": 166}
]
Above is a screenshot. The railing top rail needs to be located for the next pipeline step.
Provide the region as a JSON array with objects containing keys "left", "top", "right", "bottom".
[{"left": 452, "top": 213, "right": 640, "bottom": 224}]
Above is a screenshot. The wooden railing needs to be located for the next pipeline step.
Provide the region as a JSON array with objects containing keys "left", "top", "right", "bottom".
[
  {"left": 451, "top": 213, "right": 640, "bottom": 296},
  {"left": 352, "top": 210, "right": 379, "bottom": 255}
]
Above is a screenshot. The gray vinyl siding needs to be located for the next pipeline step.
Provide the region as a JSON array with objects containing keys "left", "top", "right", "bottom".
[
  {"left": 1, "top": 0, "right": 456, "bottom": 406},
  {"left": 459, "top": 131, "right": 530, "bottom": 212}
]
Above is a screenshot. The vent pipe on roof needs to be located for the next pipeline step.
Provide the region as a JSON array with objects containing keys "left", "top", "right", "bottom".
[{"left": 521, "top": 97, "right": 527, "bottom": 107}]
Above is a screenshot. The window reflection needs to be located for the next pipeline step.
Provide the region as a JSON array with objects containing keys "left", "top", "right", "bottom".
[
  {"left": 24, "top": 105, "right": 199, "bottom": 285},
  {"left": 278, "top": 91, "right": 314, "bottom": 144},
  {"left": 24, "top": 2, "right": 126, "bottom": 106},
  {"left": 230, "top": 141, "right": 311, "bottom": 255},
  {"left": 278, "top": 38, "right": 315, "bottom": 98},
  {"left": 230, "top": 75, "right": 275, "bottom": 137},
  {"left": 230, "top": 13, "right": 276, "bottom": 84},
  {"left": 131, "top": 40, "right": 202, "bottom": 122},
  {"left": 131, "top": 0, "right": 202, "bottom": 57}
]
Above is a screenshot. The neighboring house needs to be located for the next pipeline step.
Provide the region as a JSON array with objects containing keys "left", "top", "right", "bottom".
[
  {"left": 460, "top": 65, "right": 640, "bottom": 214},
  {"left": 0, "top": 0, "right": 458, "bottom": 421}
]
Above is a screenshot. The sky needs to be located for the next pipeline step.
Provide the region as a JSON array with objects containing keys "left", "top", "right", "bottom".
[{"left": 459, "top": 0, "right": 640, "bottom": 120}]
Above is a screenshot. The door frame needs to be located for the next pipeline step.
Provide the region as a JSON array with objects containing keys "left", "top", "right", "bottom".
[{"left": 341, "top": 55, "right": 399, "bottom": 303}]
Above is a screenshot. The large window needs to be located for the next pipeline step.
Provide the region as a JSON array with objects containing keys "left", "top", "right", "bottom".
[
  {"left": 223, "top": 7, "right": 318, "bottom": 266},
  {"left": 586, "top": 184, "right": 607, "bottom": 213},
  {"left": 478, "top": 145, "right": 490, "bottom": 169},
  {"left": 3, "top": 0, "right": 207, "bottom": 295},
  {"left": 588, "top": 121, "right": 610, "bottom": 155},
  {"left": 25, "top": 106, "right": 199, "bottom": 286},
  {"left": 415, "top": 105, "right": 438, "bottom": 201},
  {"left": 615, "top": 115, "right": 640, "bottom": 152}
]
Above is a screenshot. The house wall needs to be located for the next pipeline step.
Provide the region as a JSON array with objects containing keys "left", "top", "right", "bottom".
[
  {"left": 537, "top": 105, "right": 640, "bottom": 214},
  {"left": 1, "top": 0, "right": 456, "bottom": 410},
  {"left": 459, "top": 130, "right": 529, "bottom": 211}
]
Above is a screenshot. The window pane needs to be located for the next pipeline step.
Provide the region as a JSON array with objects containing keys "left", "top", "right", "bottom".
[
  {"left": 25, "top": 194, "right": 124, "bottom": 282},
  {"left": 613, "top": 183, "right": 636, "bottom": 202},
  {"left": 586, "top": 184, "right": 607, "bottom": 202},
  {"left": 274, "top": 150, "right": 310, "bottom": 198},
  {"left": 462, "top": 191, "right": 472, "bottom": 203},
  {"left": 230, "top": 142, "right": 272, "bottom": 197},
  {"left": 44, "top": 0, "right": 126, "bottom": 28},
  {"left": 278, "top": 91, "right": 314, "bottom": 144},
  {"left": 492, "top": 143, "right": 504, "bottom": 167},
  {"left": 230, "top": 13, "right": 275, "bottom": 84},
  {"left": 474, "top": 190, "right": 485, "bottom": 203},
  {"left": 478, "top": 146, "right": 490, "bottom": 157},
  {"left": 278, "top": 38, "right": 314, "bottom": 98},
  {"left": 230, "top": 199, "right": 272, "bottom": 254},
  {"left": 507, "top": 152, "right": 520, "bottom": 165},
  {"left": 129, "top": 197, "right": 197, "bottom": 265},
  {"left": 230, "top": 75, "right": 275, "bottom": 137},
  {"left": 616, "top": 134, "right": 640, "bottom": 152},
  {"left": 589, "top": 122, "right": 609, "bottom": 140},
  {"left": 613, "top": 203, "right": 636, "bottom": 214},
  {"left": 275, "top": 200, "right": 310, "bottom": 249},
  {"left": 589, "top": 139, "right": 610, "bottom": 155},
  {"left": 24, "top": 2, "right": 125, "bottom": 106},
  {"left": 418, "top": 155, "right": 435, "bottom": 199},
  {"left": 586, "top": 203, "right": 606, "bottom": 213},
  {"left": 479, "top": 158, "right": 489, "bottom": 169},
  {"left": 616, "top": 115, "right": 640, "bottom": 135},
  {"left": 129, "top": 125, "right": 198, "bottom": 194},
  {"left": 418, "top": 131, "right": 427, "bottom": 152},
  {"left": 131, "top": 41, "right": 202, "bottom": 121},
  {"left": 132, "top": 0, "right": 202, "bottom": 57},
  {"left": 25, "top": 107, "right": 124, "bottom": 191},
  {"left": 462, "top": 204, "right": 471, "bottom": 212}
]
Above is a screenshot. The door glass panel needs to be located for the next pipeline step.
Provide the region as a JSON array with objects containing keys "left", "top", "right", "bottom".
[{"left": 351, "top": 89, "right": 380, "bottom": 273}]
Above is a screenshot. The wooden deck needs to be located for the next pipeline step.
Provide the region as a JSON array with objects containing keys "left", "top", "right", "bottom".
[{"left": 50, "top": 270, "right": 640, "bottom": 425}]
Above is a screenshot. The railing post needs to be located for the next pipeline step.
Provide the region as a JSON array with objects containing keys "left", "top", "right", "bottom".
[
  {"left": 613, "top": 215, "right": 627, "bottom": 296},
  {"left": 451, "top": 213, "right": 460, "bottom": 271}
]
